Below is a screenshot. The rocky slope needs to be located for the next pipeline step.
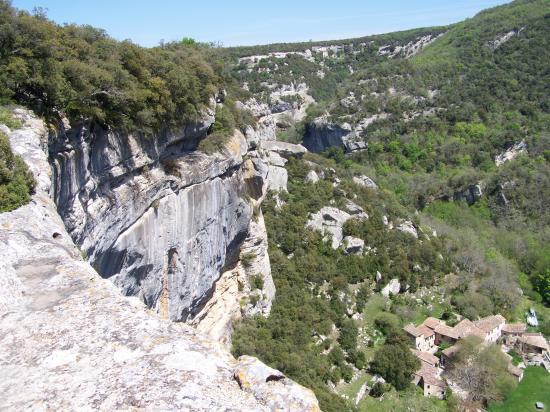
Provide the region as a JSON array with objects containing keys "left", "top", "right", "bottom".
[{"left": 0, "top": 109, "right": 320, "bottom": 411}]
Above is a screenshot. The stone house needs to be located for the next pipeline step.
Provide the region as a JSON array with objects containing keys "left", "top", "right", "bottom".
[
  {"left": 518, "top": 333, "right": 549, "bottom": 355},
  {"left": 453, "top": 319, "right": 486, "bottom": 341},
  {"left": 404, "top": 324, "right": 436, "bottom": 352},
  {"left": 413, "top": 362, "right": 446, "bottom": 398},
  {"left": 502, "top": 323, "right": 527, "bottom": 337},
  {"left": 412, "top": 349, "right": 439, "bottom": 368},
  {"left": 474, "top": 314, "right": 506, "bottom": 342},
  {"left": 434, "top": 324, "right": 460, "bottom": 346}
]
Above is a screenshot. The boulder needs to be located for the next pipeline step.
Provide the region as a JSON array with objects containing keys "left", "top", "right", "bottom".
[
  {"left": 397, "top": 220, "right": 418, "bottom": 238},
  {"left": 381, "top": 278, "right": 401, "bottom": 297},
  {"left": 305, "top": 170, "right": 320, "bottom": 184},
  {"left": 260, "top": 140, "right": 307, "bottom": 156},
  {"left": 271, "top": 100, "right": 293, "bottom": 114},
  {"left": 234, "top": 356, "right": 321, "bottom": 412},
  {"left": 343, "top": 236, "right": 365, "bottom": 255},
  {"left": 345, "top": 200, "right": 365, "bottom": 215},
  {"left": 353, "top": 175, "right": 378, "bottom": 189},
  {"left": 306, "top": 207, "right": 352, "bottom": 249}
]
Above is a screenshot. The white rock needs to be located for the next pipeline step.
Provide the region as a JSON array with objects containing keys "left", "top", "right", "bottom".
[
  {"left": 305, "top": 170, "right": 320, "bottom": 184},
  {"left": 397, "top": 220, "right": 418, "bottom": 238},
  {"left": 343, "top": 236, "right": 365, "bottom": 255},
  {"left": 353, "top": 175, "right": 378, "bottom": 189},
  {"left": 381, "top": 278, "right": 401, "bottom": 297},
  {"left": 306, "top": 207, "right": 353, "bottom": 249},
  {"left": 234, "top": 356, "right": 320, "bottom": 411},
  {"left": 495, "top": 140, "right": 527, "bottom": 166}
]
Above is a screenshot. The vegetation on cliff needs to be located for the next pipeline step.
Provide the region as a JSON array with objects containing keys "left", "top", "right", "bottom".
[{"left": 0, "top": 0, "right": 225, "bottom": 134}]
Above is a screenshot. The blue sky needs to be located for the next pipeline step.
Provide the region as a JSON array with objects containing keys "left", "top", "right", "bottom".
[{"left": 12, "top": 0, "right": 511, "bottom": 47}]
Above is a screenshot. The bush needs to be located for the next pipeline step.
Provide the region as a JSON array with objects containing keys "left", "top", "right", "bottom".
[
  {"left": 370, "top": 340, "right": 420, "bottom": 390},
  {"left": 0, "top": 131, "right": 35, "bottom": 212}
]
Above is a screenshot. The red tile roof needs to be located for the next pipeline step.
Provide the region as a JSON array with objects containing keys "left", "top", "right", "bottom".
[
  {"left": 474, "top": 314, "right": 506, "bottom": 333},
  {"left": 422, "top": 317, "right": 444, "bottom": 330},
  {"left": 418, "top": 325, "right": 435, "bottom": 338},
  {"left": 412, "top": 349, "right": 439, "bottom": 366},
  {"left": 434, "top": 324, "right": 460, "bottom": 340},
  {"left": 519, "top": 333, "right": 549, "bottom": 351},
  {"left": 453, "top": 319, "right": 486, "bottom": 339},
  {"left": 502, "top": 323, "right": 527, "bottom": 334}
]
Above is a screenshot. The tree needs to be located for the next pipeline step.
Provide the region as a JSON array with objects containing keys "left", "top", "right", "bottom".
[
  {"left": 446, "top": 336, "right": 516, "bottom": 405},
  {"left": 533, "top": 269, "right": 550, "bottom": 305},
  {"left": 370, "top": 336, "right": 420, "bottom": 390}
]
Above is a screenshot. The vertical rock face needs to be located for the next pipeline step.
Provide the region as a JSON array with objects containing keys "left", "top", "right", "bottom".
[
  {"left": 48, "top": 112, "right": 265, "bottom": 322},
  {"left": 0, "top": 109, "right": 320, "bottom": 411}
]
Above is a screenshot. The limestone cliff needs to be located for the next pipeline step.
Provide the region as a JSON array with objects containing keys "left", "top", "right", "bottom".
[
  {"left": 0, "top": 109, "right": 320, "bottom": 411},
  {"left": 48, "top": 102, "right": 275, "bottom": 330}
]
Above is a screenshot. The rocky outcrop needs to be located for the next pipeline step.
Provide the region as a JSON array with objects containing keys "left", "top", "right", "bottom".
[
  {"left": 495, "top": 140, "right": 527, "bottom": 166},
  {"left": 234, "top": 356, "right": 320, "bottom": 411},
  {"left": 260, "top": 140, "right": 307, "bottom": 156},
  {"left": 306, "top": 206, "right": 368, "bottom": 249},
  {"left": 305, "top": 170, "right": 320, "bottom": 183},
  {"left": 378, "top": 33, "right": 445, "bottom": 58},
  {"left": 343, "top": 236, "right": 365, "bottom": 255},
  {"left": 453, "top": 182, "right": 484, "bottom": 205},
  {"left": 0, "top": 110, "right": 319, "bottom": 411},
  {"left": 302, "top": 117, "right": 366, "bottom": 153},
  {"left": 307, "top": 207, "right": 352, "bottom": 249},
  {"left": 353, "top": 175, "right": 378, "bottom": 189},
  {"left": 190, "top": 211, "right": 275, "bottom": 348},
  {"left": 396, "top": 220, "right": 418, "bottom": 238},
  {"left": 487, "top": 28, "right": 524, "bottom": 51},
  {"left": 381, "top": 278, "right": 401, "bottom": 297}
]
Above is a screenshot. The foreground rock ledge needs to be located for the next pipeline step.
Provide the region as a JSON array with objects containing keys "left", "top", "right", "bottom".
[{"left": 0, "top": 110, "right": 319, "bottom": 411}]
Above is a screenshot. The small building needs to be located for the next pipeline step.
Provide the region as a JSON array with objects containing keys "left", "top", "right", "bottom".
[
  {"left": 404, "top": 324, "right": 436, "bottom": 352},
  {"left": 412, "top": 354, "right": 446, "bottom": 398},
  {"left": 419, "top": 371, "right": 446, "bottom": 398},
  {"left": 502, "top": 323, "right": 527, "bottom": 337},
  {"left": 474, "top": 314, "right": 506, "bottom": 342},
  {"left": 434, "top": 324, "right": 460, "bottom": 346},
  {"left": 412, "top": 349, "right": 439, "bottom": 368},
  {"left": 518, "top": 333, "right": 549, "bottom": 355},
  {"left": 507, "top": 364, "right": 524, "bottom": 382},
  {"left": 453, "top": 319, "right": 486, "bottom": 341}
]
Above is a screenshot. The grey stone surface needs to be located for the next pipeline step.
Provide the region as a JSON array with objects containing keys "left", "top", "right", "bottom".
[
  {"left": 343, "top": 236, "right": 365, "bottom": 255},
  {"left": 397, "top": 220, "right": 418, "bottom": 238},
  {"left": 0, "top": 110, "right": 317, "bottom": 411},
  {"left": 302, "top": 116, "right": 367, "bottom": 153},
  {"left": 260, "top": 140, "right": 307, "bottom": 156},
  {"left": 381, "top": 278, "right": 401, "bottom": 297},
  {"left": 234, "top": 356, "right": 320, "bottom": 412},
  {"left": 305, "top": 170, "right": 320, "bottom": 184},
  {"left": 353, "top": 175, "right": 378, "bottom": 189},
  {"left": 306, "top": 206, "right": 367, "bottom": 249}
]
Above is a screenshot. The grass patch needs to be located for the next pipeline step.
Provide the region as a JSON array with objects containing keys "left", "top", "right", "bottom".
[
  {"left": 0, "top": 107, "right": 22, "bottom": 129},
  {"left": 358, "top": 386, "right": 447, "bottom": 412},
  {"left": 489, "top": 367, "right": 550, "bottom": 412}
]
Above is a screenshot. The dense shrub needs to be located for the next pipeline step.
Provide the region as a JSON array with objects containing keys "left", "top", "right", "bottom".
[{"left": 0, "top": 130, "right": 35, "bottom": 212}]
